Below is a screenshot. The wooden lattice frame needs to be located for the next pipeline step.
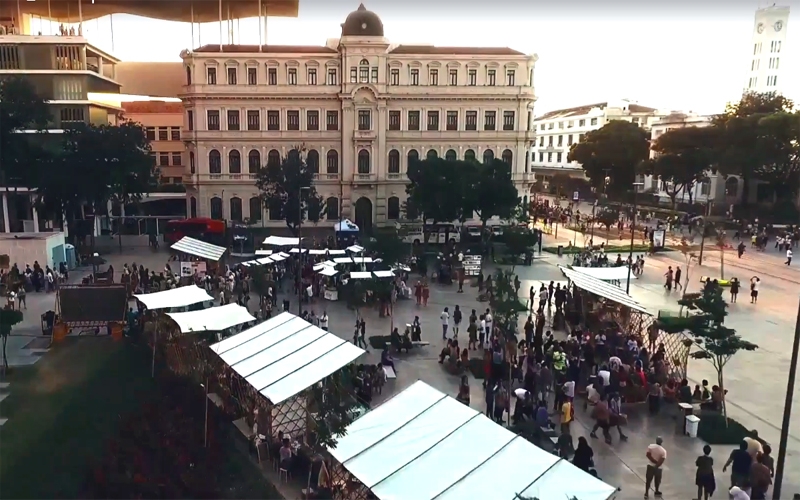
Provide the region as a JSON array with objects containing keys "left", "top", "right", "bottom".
[{"left": 328, "top": 460, "right": 371, "bottom": 500}]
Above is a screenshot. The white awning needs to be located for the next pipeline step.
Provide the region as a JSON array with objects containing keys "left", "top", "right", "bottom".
[
  {"left": 392, "top": 264, "right": 412, "bottom": 272},
  {"left": 166, "top": 303, "right": 255, "bottom": 333},
  {"left": 347, "top": 245, "right": 365, "bottom": 253},
  {"left": 289, "top": 248, "right": 308, "bottom": 254},
  {"left": 209, "top": 312, "right": 365, "bottom": 404},
  {"left": 559, "top": 265, "right": 650, "bottom": 315},
  {"left": 314, "top": 261, "right": 336, "bottom": 271},
  {"left": 322, "top": 260, "right": 338, "bottom": 267},
  {"left": 269, "top": 254, "right": 288, "bottom": 262},
  {"left": 329, "top": 381, "right": 616, "bottom": 500},
  {"left": 571, "top": 266, "right": 636, "bottom": 282},
  {"left": 134, "top": 285, "right": 213, "bottom": 310},
  {"left": 263, "top": 236, "right": 301, "bottom": 246},
  {"left": 255, "top": 249, "right": 273, "bottom": 256},
  {"left": 352, "top": 256, "right": 374, "bottom": 264},
  {"left": 308, "top": 249, "right": 328, "bottom": 255},
  {"left": 278, "top": 252, "right": 290, "bottom": 258},
  {"left": 171, "top": 236, "right": 226, "bottom": 261},
  {"left": 256, "top": 257, "right": 275, "bottom": 265},
  {"left": 327, "top": 249, "right": 347, "bottom": 255},
  {"left": 350, "top": 271, "right": 373, "bottom": 279},
  {"left": 373, "top": 270, "right": 395, "bottom": 278},
  {"left": 334, "top": 257, "right": 353, "bottom": 264},
  {"left": 318, "top": 267, "right": 339, "bottom": 277}
]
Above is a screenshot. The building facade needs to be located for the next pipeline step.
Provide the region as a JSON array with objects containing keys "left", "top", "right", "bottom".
[
  {"left": 179, "top": 4, "right": 537, "bottom": 231},
  {"left": 744, "top": 5, "right": 790, "bottom": 95},
  {"left": 530, "top": 100, "right": 662, "bottom": 187},
  {"left": 122, "top": 101, "right": 186, "bottom": 183}
]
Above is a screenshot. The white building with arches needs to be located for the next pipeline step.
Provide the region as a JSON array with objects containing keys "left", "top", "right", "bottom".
[{"left": 179, "top": 4, "right": 537, "bottom": 232}]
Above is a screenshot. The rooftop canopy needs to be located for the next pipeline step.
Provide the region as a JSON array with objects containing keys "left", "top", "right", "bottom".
[
  {"left": 559, "top": 265, "right": 650, "bottom": 315},
  {"left": 209, "top": 312, "right": 365, "bottom": 404},
  {"left": 171, "top": 236, "right": 227, "bottom": 261},
  {"left": 329, "top": 381, "right": 617, "bottom": 500},
  {"left": 8, "top": 0, "right": 298, "bottom": 23},
  {"left": 263, "top": 235, "right": 301, "bottom": 246},
  {"left": 570, "top": 265, "right": 637, "bottom": 282},
  {"left": 134, "top": 285, "right": 213, "bottom": 310},
  {"left": 166, "top": 303, "right": 255, "bottom": 333}
]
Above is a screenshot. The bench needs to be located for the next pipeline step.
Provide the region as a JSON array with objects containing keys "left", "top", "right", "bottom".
[
  {"left": 382, "top": 365, "right": 397, "bottom": 379},
  {"left": 411, "top": 341, "right": 430, "bottom": 347}
]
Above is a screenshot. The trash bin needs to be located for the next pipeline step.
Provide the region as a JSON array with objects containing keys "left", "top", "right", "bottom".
[
  {"left": 557, "top": 245, "right": 563, "bottom": 257},
  {"left": 686, "top": 415, "right": 700, "bottom": 438}
]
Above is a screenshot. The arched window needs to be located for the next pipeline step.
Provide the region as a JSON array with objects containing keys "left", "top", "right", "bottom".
[
  {"left": 387, "top": 196, "right": 400, "bottom": 220},
  {"left": 189, "top": 151, "right": 196, "bottom": 174},
  {"left": 359, "top": 58, "right": 370, "bottom": 83},
  {"left": 426, "top": 149, "right": 438, "bottom": 160},
  {"left": 190, "top": 196, "right": 197, "bottom": 218},
  {"left": 483, "top": 149, "right": 495, "bottom": 163},
  {"left": 502, "top": 149, "right": 513, "bottom": 165},
  {"left": 230, "top": 197, "right": 243, "bottom": 221},
  {"left": 267, "top": 149, "right": 281, "bottom": 167},
  {"left": 209, "top": 149, "right": 221, "bottom": 174},
  {"left": 725, "top": 177, "right": 739, "bottom": 196},
  {"left": 307, "top": 149, "right": 319, "bottom": 174},
  {"left": 357, "top": 149, "right": 370, "bottom": 174},
  {"left": 464, "top": 149, "right": 476, "bottom": 163},
  {"left": 249, "top": 196, "right": 261, "bottom": 222},
  {"left": 326, "top": 197, "right": 339, "bottom": 220},
  {"left": 388, "top": 149, "right": 400, "bottom": 174},
  {"left": 326, "top": 150, "right": 339, "bottom": 174},
  {"left": 288, "top": 149, "right": 300, "bottom": 163},
  {"left": 360, "top": 59, "right": 370, "bottom": 66},
  {"left": 228, "top": 150, "right": 241, "bottom": 174},
  {"left": 248, "top": 149, "right": 261, "bottom": 174},
  {"left": 445, "top": 149, "right": 457, "bottom": 161},
  {"left": 210, "top": 196, "right": 223, "bottom": 220},
  {"left": 407, "top": 149, "right": 419, "bottom": 167}
]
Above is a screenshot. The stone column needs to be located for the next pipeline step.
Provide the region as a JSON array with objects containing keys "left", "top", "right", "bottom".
[
  {"left": 2, "top": 193, "right": 9, "bottom": 233},
  {"left": 32, "top": 204, "right": 39, "bottom": 233}
]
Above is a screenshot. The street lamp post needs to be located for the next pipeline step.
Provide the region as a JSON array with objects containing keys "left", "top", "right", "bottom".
[
  {"left": 773, "top": 298, "right": 800, "bottom": 499},
  {"left": 626, "top": 183, "right": 644, "bottom": 294},
  {"left": 297, "top": 186, "right": 310, "bottom": 316}
]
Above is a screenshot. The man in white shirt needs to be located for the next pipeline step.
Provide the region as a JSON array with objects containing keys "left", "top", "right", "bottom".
[
  {"left": 597, "top": 368, "right": 611, "bottom": 389},
  {"left": 644, "top": 436, "right": 667, "bottom": 498},
  {"left": 320, "top": 312, "right": 329, "bottom": 331},
  {"left": 787, "top": 248, "right": 793, "bottom": 266},
  {"left": 484, "top": 310, "right": 493, "bottom": 337},
  {"left": 750, "top": 277, "right": 760, "bottom": 304},
  {"left": 479, "top": 316, "right": 487, "bottom": 345},
  {"left": 440, "top": 307, "right": 450, "bottom": 340}
]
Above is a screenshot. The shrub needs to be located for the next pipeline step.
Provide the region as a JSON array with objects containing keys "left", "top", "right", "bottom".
[{"left": 697, "top": 413, "right": 764, "bottom": 446}]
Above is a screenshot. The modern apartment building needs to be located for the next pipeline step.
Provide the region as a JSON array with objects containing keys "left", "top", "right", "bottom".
[{"left": 179, "top": 4, "right": 537, "bottom": 232}]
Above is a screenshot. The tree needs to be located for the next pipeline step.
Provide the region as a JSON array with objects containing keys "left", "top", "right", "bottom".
[
  {"left": 255, "top": 149, "right": 323, "bottom": 234},
  {"left": 502, "top": 226, "right": 538, "bottom": 269},
  {"left": 0, "top": 77, "right": 51, "bottom": 190},
  {"left": 0, "top": 307, "right": 24, "bottom": 375},
  {"left": 644, "top": 126, "right": 716, "bottom": 209},
  {"left": 751, "top": 111, "right": 800, "bottom": 204},
  {"left": 464, "top": 159, "right": 519, "bottom": 239},
  {"left": 307, "top": 369, "right": 359, "bottom": 450},
  {"left": 659, "top": 286, "right": 758, "bottom": 421},
  {"left": 568, "top": 120, "right": 650, "bottom": 199},
  {"left": 364, "top": 227, "right": 407, "bottom": 269},
  {"left": 405, "top": 157, "right": 464, "bottom": 248},
  {"left": 713, "top": 92, "right": 795, "bottom": 206},
  {"left": 593, "top": 208, "right": 619, "bottom": 244}
]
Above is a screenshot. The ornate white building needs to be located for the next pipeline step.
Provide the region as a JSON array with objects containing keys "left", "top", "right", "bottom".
[
  {"left": 179, "top": 4, "right": 537, "bottom": 232},
  {"left": 744, "top": 4, "right": 790, "bottom": 95}
]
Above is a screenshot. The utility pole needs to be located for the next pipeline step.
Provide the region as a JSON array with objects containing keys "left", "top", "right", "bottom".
[
  {"left": 773, "top": 298, "right": 800, "bottom": 499},
  {"left": 626, "top": 183, "right": 644, "bottom": 294}
]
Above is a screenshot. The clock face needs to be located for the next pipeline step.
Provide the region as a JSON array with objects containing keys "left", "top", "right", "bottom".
[
  {"left": 757, "top": 23, "right": 765, "bottom": 33},
  {"left": 774, "top": 20, "right": 783, "bottom": 32},
  {"left": 361, "top": 22, "right": 367, "bottom": 29}
]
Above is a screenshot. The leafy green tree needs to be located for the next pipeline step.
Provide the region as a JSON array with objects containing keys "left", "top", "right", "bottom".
[
  {"left": 713, "top": 92, "right": 795, "bottom": 206},
  {"left": 0, "top": 77, "right": 51, "bottom": 190},
  {"left": 593, "top": 208, "right": 619, "bottom": 243},
  {"left": 255, "top": 149, "right": 323, "bottom": 234},
  {"left": 364, "top": 227, "right": 407, "bottom": 269},
  {"left": 751, "top": 111, "right": 800, "bottom": 203},
  {"left": 307, "top": 369, "right": 359, "bottom": 450},
  {"left": 0, "top": 308, "right": 24, "bottom": 375},
  {"left": 644, "top": 126, "right": 716, "bottom": 209},
  {"left": 568, "top": 120, "right": 650, "bottom": 199},
  {"left": 464, "top": 159, "right": 519, "bottom": 239},
  {"left": 405, "top": 157, "right": 463, "bottom": 248},
  {"left": 659, "top": 286, "right": 758, "bottom": 420},
  {"left": 502, "top": 226, "right": 538, "bottom": 269}
]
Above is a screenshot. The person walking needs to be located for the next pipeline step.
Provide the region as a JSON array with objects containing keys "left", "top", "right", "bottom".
[
  {"left": 452, "top": 305, "right": 462, "bottom": 338},
  {"left": 644, "top": 436, "right": 667, "bottom": 498},
  {"left": 695, "top": 444, "right": 716, "bottom": 500},
  {"left": 440, "top": 307, "right": 450, "bottom": 340},
  {"left": 730, "top": 278, "right": 740, "bottom": 303},
  {"left": 787, "top": 248, "right": 793, "bottom": 266},
  {"left": 750, "top": 276, "right": 760, "bottom": 304},
  {"left": 674, "top": 266, "right": 682, "bottom": 292}
]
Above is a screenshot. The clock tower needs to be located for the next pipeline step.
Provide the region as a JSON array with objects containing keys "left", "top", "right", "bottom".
[{"left": 744, "top": 4, "right": 790, "bottom": 95}]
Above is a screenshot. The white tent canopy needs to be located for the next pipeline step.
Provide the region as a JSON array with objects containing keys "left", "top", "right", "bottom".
[
  {"left": 329, "top": 381, "right": 616, "bottom": 500},
  {"left": 373, "top": 270, "right": 395, "bottom": 278},
  {"left": 571, "top": 266, "right": 636, "bottom": 282},
  {"left": 318, "top": 267, "right": 339, "bottom": 277},
  {"left": 263, "top": 236, "right": 301, "bottom": 246},
  {"left": 350, "top": 271, "right": 373, "bottom": 279},
  {"left": 335, "top": 219, "right": 359, "bottom": 232},
  {"left": 209, "top": 312, "right": 365, "bottom": 404},
  {"left": 255, "top": 249, "right": 273, "bottom": 256},
  {"left": 171, "top": 236, "right": 227, "bottom": 261},
  {"left": 333, "top": 257, "right": 353, "bottom": 264},
  {"left": 166, "top": 303, "right": 255, "bottom": 333},
  {"left": 347, "top": 245, "right": 365, "bottom": 253},
  {"left": 135, "top": 285, "right": 213, "bottom": 310},
  {"left": 559, "top": 265, "right": 650, "bottom": 315}
]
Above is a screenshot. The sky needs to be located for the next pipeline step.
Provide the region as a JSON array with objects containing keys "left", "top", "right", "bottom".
[{"left": 29, "top": 0, "right": 800, "bottom": 115}]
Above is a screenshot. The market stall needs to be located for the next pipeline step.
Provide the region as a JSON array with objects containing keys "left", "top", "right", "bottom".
[
  {"left": 327, "top": 381, "right": 617, "bottom": 500},
  {"left": 166, "top": 303, "right": 255, "bottom": 334},
  {"left": 170, "top": 236, "right": 227, "bottom": 278},
  {"left": 262, "top": 236, "right": 301, "bottom": 247},
  {"left": 134, "top": 285, "right": 213, "bottom": 310},
  {"left": 209, "top": 312, "right": 365, "bottom": 440},
  {"left": 570, "top": 265, "right": 636, "bottom": 286}
]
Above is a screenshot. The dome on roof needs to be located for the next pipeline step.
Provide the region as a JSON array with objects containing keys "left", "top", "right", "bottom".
[{"left": 341, "top": 4, "right": 384, "bottom": 37}]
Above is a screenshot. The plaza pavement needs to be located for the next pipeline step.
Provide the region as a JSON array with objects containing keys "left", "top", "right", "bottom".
[{"left": 4, "top": 244, "right": 799, "bottom": 498}]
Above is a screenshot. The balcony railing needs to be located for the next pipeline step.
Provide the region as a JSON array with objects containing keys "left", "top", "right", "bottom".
[
  {"left": 354, "top": 173, "right": 376, "bottom": 182},
  {"left": 312, "top": 173, "right": 340, "bottom": 181},
  {"left": 387, "top": 173, "right": 403, "bottom": 180}
]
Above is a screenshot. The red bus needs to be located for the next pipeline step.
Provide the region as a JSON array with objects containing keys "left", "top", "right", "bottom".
[{"left": 164, "top": 218, "right": 226, "bottom": 246}]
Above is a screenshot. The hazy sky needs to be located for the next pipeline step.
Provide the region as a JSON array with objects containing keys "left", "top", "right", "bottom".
[{"left": 32, "top": 0, "right": 799, "bottom": 115}]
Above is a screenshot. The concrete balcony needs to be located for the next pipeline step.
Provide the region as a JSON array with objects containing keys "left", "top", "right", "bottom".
[
  {"left": 179, "top": 83, "right": 340, "bottom": 98},
  {"left": 190, "top": 129, "right": 341, "bottom": 142},
  {"left": 312, "top": 173, "right": 341, "bottom": 182},
  {"left": 385, "top": 129, "right": 528, "bottom": 142},
  {"left": 353, "top": 129, "right": 377, "bottom": 141},
  {"left": 196, "top": 173, "right": 260, "bottom": 184},
  {"left": 387, "top": 173, "right": 404, "bottom": 181},
  {"left": 352, "top": 173, "right": 376, "bottom": 183}
]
